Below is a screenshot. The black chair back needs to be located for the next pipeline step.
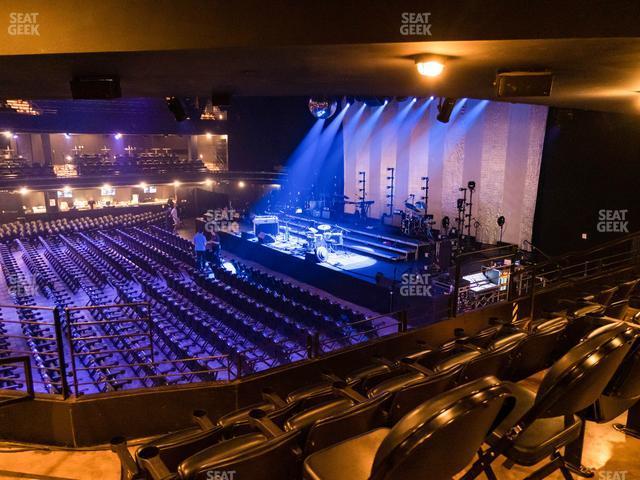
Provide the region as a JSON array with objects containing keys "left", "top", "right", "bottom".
[
  {"left": 136, "top": 426, "right": 224, "bottom": 472},
  {"left": 459, "top": 332, "right": 527, "bottom": 382},
  {"left": 305, "top": 392, "right": 391, "bottom": 454},
  {"left": 508, "top": 316, "right": 568, "bottom": 382},
  {"left": 178, "top": 430, "right": 301, "bottom": 480},
  {"left": 585, "top": 325, "right": 640, "bottom": 422},
  {"left": 386, "top": 365, "right": 462, "bottom": 424},
  {"left": 369, "top": 376, "right": 513, "bottom": 480},
  {"left": 534, "top": 323, "right": 636, "bottom": 419}
]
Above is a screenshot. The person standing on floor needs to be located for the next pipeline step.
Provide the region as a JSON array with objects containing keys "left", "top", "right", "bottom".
[
  {"left": 171, "top": 204, "right": 180, "bottom": 232},
  {"left": 193, "top": 228, "right": 207, "bottom": 271}
]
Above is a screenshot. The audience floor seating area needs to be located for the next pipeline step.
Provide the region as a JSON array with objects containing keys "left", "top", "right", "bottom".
[{"left": 0, "top": 216, "right": 390, "bottom": 395}]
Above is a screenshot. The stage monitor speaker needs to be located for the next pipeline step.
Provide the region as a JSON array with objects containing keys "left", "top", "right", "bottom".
[
  {"left": 258, "top": 233, "right": 276, "bottom": 244},
  {"left": 70, "top": 76, "right": 121, "bottom": 99},
  {"left": 496, "top": 71, "right": 552, "bottom": 97}
]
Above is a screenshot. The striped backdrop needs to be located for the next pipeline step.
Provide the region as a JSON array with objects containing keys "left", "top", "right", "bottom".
[{"left": 342, "top": 99, "right": 548, "bottom": 246}]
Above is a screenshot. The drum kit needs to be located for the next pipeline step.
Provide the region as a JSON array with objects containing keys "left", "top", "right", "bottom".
[
  {"left": 400, "top": 197, "right": 435, "bottom": 239},
  {"left": 305, "top": 223, "right": 345, "bottom": 259}
]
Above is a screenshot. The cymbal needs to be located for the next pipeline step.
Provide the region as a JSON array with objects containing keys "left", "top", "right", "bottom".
[
  {"left": 308, "top": 227, "right": 318, "bottom": 233},
  {"left": 317, "top": 224, "right": 332, "bottom": 231}
]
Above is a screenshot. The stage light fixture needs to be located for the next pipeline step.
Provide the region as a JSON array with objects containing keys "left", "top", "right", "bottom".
[
  {"left": 308, "top": 97, "right": 338, "bottom": 119},
  {"left": 238, "top": 181, "right": 246, "bottom": 188},
  {"left": 114, "top": 133, "right": 123, "bottom": 139},
  {"left": 138, "top": 182, "right": 147, "bottom": 189},
  {"left": 2, "top": 130, "right": 12, "bottom": 138},
  {"left": 64, "top": 133, "right": 71, "bottom": 139},
  {"left": 173, "top": 180, "right": 181, "bottom": 187},
  {"left": 62, "top": 185, "right": 72, "bottom": 192},
  {"left": 18, "top": 187, "right": 28, "bottom": 195},
  {"left": 416, "top": 57, "right": 445, "bottom": 77},
  {"left": 204, "top": 179, "right": 213, "bottom": 187},
  {"left": 436, "top": 97, "right": 457, "bottom": 123},
  {"left": 206, "top": 132, "right": 213, "bottom": 139},
  {"left": 429, "top": 96, "right": 434, "bottom": 100}
]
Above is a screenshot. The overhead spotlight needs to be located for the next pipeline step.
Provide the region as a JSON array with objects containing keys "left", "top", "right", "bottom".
[
  {"left": 64, "top": 133, "right": 71, "bottom": 139},
  {"left": 18, "top": 187, "right": 28, "bottom": 195},
  {"left": 114, "top": 133, "right": 123, "bottom": 140},
  {"left": 415, "top": 56, "right": 445, "bottom": 77},
  {"left": 173, "top": 180, "right": 181, "bottom": 187},
  {"left": 62, "top": 185, "right": 72, "bottom": 194},
  {"left": 238, "top": 180, "right": 246, "bottom": 188},
  {"left": 436, "top": 97, "right": 457, "bottom": 123},
  {"left": 345, "top": 96, "right": 356, "bottom": 105},
  {"left": 204, "top": 179, "right": 213, "bottom": 187},
  {"left": 429, "top": 96, "right": 434, "bottom": 100},
  {"left": 138, "top": 182, "right": 147, "bottom": 189},
  {"left": 64, "top": 155, "right": 73, "bottom": 162},
  {"left": 205, "top": 132, "right": 213, "bottom": 139},
  {"left": 308, "top": 97, "right": 337, "bottom": 119},
  {"left": 12, "top": 134, "right": 17, "bottom": 139},
  {"left": 2, "top": 131, "right": 12, "bottom": 138}
]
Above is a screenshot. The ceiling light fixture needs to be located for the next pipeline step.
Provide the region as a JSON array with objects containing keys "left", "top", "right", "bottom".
[{"left": 415, "top": 56, "right": 446, "bottom": 77}]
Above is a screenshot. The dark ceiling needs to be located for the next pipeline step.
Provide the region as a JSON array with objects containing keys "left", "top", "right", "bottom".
[{"left": 1, "top": 0, "right": 640, "bottom": 114}]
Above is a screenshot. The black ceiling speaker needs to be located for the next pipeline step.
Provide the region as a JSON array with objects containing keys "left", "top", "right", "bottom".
[
  {"left": 495, "top": 71, "right": 553, "bottom": 97},
  {"left": 70, "top": 75, "right": 121, "bottom": 99},
  {"left": 165, "top": 96, "right": 189, "bottom": 122},
  {"left": 436, "top": 97, "right": 457, "bottom": 123}
]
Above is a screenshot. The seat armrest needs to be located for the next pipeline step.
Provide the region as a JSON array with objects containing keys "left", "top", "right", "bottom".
[
  {"left": 332, "top": 381, "right": 367, "bottom": 403},
  {"left": 399, "top": 357, "right": 434, "bottom": 376},
  {"left": 248, "top": 409, "right": 286, "bottom": 438}
]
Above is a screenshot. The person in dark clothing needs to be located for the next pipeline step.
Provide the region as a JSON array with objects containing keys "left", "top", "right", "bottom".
[{"left": 193, "top": 228, "right": 207, "bottom": 271}]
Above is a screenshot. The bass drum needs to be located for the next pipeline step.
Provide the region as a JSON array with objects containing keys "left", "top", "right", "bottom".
[{"left": 316, "top": 246, "right": 329, "bottom": 263}]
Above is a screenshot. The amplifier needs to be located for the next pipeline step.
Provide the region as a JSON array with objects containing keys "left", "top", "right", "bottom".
[{"left": 253, "top": 215, "right": 279, "bottom": 236}]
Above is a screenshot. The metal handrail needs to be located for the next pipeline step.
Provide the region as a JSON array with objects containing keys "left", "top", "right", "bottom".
[{"left": 0, "top": 356, "right": 34, "bottom": 407}]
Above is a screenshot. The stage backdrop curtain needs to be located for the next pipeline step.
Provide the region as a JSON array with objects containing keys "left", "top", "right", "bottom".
[{"left": 342, "top": 99, "right": 548, "bottom": 247}]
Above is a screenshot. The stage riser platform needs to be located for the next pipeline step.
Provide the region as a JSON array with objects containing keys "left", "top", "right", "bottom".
[{"left": 220, "top": 231, "right": 393, "bottom": 312}]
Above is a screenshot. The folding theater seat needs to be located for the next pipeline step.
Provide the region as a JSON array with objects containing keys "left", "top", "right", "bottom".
[
  {"left": 506, "top": 314, "right": 569, "bottom": 382},
  {"left": 425, "top": 325, "right": 528, "bottom": 384},
  {"left": 461, "top": 321, "right": 638, "bottom": 480},
  {"left": 563, "top": 319, "right": 640, "bottom": 473},
  {"left": 112, "top": 410, "right": 226, "bottom": 475},
  {"left": 302, "top": 376, "right": 514, "bottom": 480},
  {"left": 140, "top": 409, "right": 302, "bottom": 480},
  {"left": 604, "top": 278, "right": 640, "bottom": 319}
]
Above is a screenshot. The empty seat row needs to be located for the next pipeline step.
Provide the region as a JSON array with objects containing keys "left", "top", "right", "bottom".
[{"left": 112, "top": 312, "right": 640, "bottom": 480}]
